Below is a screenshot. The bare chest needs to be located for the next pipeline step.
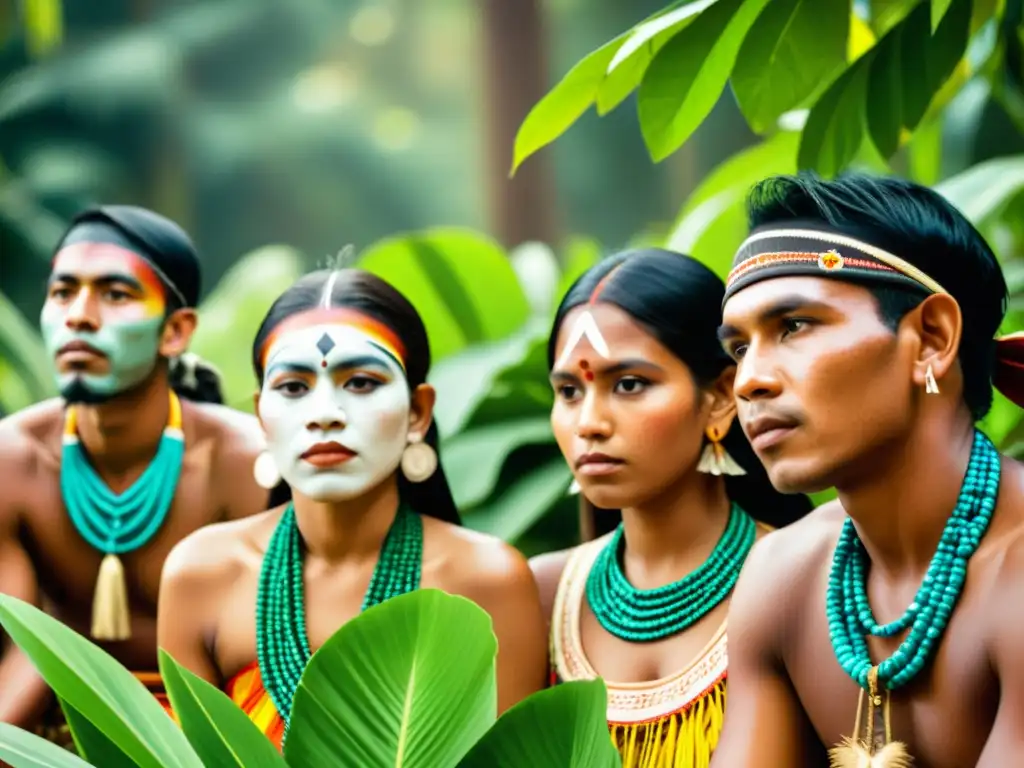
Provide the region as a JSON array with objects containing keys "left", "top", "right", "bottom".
[
  {"left": 25, "top": 452, "right": 228, "bottom": 616},
  {"left": 786, "top": 577, "right": 997, "bottom": 768}
]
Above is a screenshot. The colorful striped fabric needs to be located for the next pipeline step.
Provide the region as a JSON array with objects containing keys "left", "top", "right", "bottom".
[{"left": 224, "top": 661, "right": 285, "bottom": 750}]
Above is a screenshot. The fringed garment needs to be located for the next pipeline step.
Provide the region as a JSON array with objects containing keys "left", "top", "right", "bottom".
[
  {"left": 224, "top": 661, "right": 285, "bottom": 750},
  {"left": 551, "top": 535, "right": 729, "bottom": 768},
  {"left": 36, "top": 671, "right": 172, "bottom": 751}
]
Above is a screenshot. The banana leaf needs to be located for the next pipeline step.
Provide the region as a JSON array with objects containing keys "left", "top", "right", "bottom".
[
  {"left": 284, "top": 589, "right": 498, "bottom": 768},
  {"left": 0, "top": 723, "right": 93, "bottom": 768}
]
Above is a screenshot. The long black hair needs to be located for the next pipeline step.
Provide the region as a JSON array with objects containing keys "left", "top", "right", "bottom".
[
  {"left": 548, "top": 248, "right": 812, "bottom": 540},
  {"left": 252, "top": 268, "right": 460, "bottom": 524}
]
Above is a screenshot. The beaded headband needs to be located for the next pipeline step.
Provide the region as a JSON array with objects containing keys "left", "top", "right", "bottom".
[
  {"left": 723, "top": 223, "right": 1024, "bottom": 410},
  {"left": 258, "top": 307, "right": 407, "bottom": 374}
]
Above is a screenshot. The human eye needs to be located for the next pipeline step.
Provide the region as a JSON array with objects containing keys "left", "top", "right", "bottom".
[
  {"left": 272, "top": 379, "right": 309, "bottom": 398},
  {"left": 555, "top": 383, "right": 580, "bottom": 401},
  {"left": 105, "top": 288, "right": 133, "bottom": 302},
  {"left": 613, "top": 376, "right": 649, "bottom": 395},
  {"left": 780, "top": 317, "right": 812, "bottom": 338},
  {"left": 48, "top": 284, "right": 72, "bottom": 301},
  {"left": 344, "top": 374, "right": 384, "bottom": 394}
]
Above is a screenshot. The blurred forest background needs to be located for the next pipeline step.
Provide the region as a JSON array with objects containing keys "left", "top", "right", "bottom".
[{"left": 3, "top": 0, "right": 1024, "bottom": 556}]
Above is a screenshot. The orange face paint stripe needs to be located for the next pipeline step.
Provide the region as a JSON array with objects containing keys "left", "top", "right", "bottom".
[{"left": 258, "top": 307, "right": 407, "bottom": 372}]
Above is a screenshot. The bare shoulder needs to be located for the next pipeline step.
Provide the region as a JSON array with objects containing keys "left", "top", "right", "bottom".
[
  {"left": 422, "top": 517, "right": 538, "bottom": 603},
  {"left": 162, "top": 507, "right": 281, "bottom": 597},
  {"left": 185, "top": 401, "right": 264, "bottom": 461},
  {"left": 731, "top": 501, "right": 843, "bottom": 649},
  {"left": 0, "top": 400, "right": 63, "bottom": 508},
  {"left": 528, "top": 548, "right": 574, "bottom": 622}
]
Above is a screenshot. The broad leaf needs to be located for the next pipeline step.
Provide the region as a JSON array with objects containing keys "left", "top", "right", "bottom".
[
  {"left": 443, "top": 419, "right": 556, "bottom": 508},
  {"left": 62, "top": 699, "right": 137, "bottom": 768},
  {"left": 430, "top": 321, "right": 548, "bottom": 436},
  {"left": 0, "top": 291, "right": 55, "bottom": 412},
  {"left": 358, "top": 228, "right": 531, "bottom": 363},
  {"left": 869, "top": 0, "right": 919, "bottom": 36},
  {"left": 0, "top": 723, "right": 93, "bottom": 768},
  {"left": 866, "top": 0, "right": 970, "bottom": 158},
  {"left": 934, "top": 154, "right": 1024, "bottom": 223},
  {"left": 159, "top": 650, "right": 288, "bottom": 768},
  {"left": 190, "top": 245, "right": 304, "bottom": 411},
  {"left": 463, "top": 458, "right": 573, "bottom": 543},
  {"left": 511, "top": 34, "right": 628, "bottom": 173},
  {"left": 932, "top": 0, "right": 954, "bottom": 31},
  {"left": 798, "top": 54, "right": 872, "bottom": 176},
  {"left": 0, "top": 596, "right": 201, "bottom": 768},
  {"left": 907, "top": 116, "right": 943, "bottom": 185},
  {"left": 458, "top": 680, "right": 621, "bottom": 768},
  {"left": 667, "top": 131, "right": 800, "bottom": 277},
  {"left": 732, "top": 0, "right": 849, "bottom": 133},
  {"left": 638, "top": 0, "right": 770, "bottom": 161},
  {"left": 555, "top": 237, "right": 602, "bottom": 305},
  {"left": 285, "top": 590, "right": 498, "bottom": 768}
]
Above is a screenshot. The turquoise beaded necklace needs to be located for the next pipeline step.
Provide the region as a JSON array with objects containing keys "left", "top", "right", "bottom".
[
  {"left": 585, "top": 503, "right": 757, "bottom": 643},
  {"left": 826, "top": 429, "right": 999, "bottom": 693},
  {"left": 255, "top": 502, "right": 423, "bottom": 735},
  {"left": 61, "top": 390, "right": 185, "bottom": 641}
]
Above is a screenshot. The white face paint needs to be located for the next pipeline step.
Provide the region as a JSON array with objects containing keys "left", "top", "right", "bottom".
[
  {"left": 258, "top": 323, "right": 412, "bottom": 501},
  {"left": 554, "top": 309, "right": 611, "bottom": 370}
]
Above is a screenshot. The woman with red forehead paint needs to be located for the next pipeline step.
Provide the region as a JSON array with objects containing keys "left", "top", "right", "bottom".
[
  {"left": 157, "top": 268, "right": 547, "bottom": 749},
  {"left": 531, "top": 249, "right": 812, "bottom": 767}
]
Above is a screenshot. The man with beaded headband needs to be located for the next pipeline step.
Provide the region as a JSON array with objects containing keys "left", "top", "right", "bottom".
[
  {"left": 532, "top": 249, "right": 810, "bottom": 768},
  {"left": 711, "top": 172, "right": 1024, "bottom": 768},
  {"left": 158, "top": 268, "right": 547, "bottom": 750},
  {"left": 0, "top": 206, "right": 271, "bottom": 747}
]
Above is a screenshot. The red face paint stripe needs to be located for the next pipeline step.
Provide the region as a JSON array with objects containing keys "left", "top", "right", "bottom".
[{"left": 259, "top": 307, "right": 407, "bottom": 371}]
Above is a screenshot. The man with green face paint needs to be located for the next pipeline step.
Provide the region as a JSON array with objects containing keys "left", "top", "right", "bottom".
[{"left": 0, "top": 205, "right": 276, "bottom": 750}]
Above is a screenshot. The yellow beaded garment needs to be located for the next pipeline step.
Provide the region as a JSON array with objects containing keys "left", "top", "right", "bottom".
[{"left": 550, "top": 534, "right": 729, "bottom": 768}]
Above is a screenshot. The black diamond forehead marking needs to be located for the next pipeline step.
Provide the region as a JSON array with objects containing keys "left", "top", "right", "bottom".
[{"left": 316, "top": 332, "right": 336, "bottom": 357}]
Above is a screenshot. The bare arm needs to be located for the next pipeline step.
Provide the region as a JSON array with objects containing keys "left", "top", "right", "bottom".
[
  {"left": 710, "top": 535, "right": 821, "bottom": 767},
  {"left": 976, "top": 545, "right": 1024, "bottom": 766},
  {"left": 464, "top": 542, "right": 548, "bottom": 713},
  {"left": 157, "top": 531, "right": 235, "bottom": 685},
  {"left": 528, "top": 549, "right": 570, "bottom": 633}
]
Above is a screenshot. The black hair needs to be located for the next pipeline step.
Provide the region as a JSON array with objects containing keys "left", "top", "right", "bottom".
[
  {"left": 747, "top": 171, "right": 1008, "bottom": 420},
  {"left": 548, "top": 248, "right": 812, "bottom": 540},
  {"left": 252, "top": 268, "right": 460, "bottom": 524}
]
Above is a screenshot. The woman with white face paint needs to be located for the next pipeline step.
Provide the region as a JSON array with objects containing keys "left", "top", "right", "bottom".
[{"left": 157, "top": 268, "right": 548, "bottom": 749}]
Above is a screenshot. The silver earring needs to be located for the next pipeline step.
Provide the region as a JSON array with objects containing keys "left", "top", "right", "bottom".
[
  {"left": 925, "top": 364, "right": 940, "bottom": 395},
  {"left": 401, "top": 434, "right": 437, "bottom": 483},
  {"left": 253, "top": 451, "right": 281, "bottom": 489},
  {"left": 568, "top": 478, "right": 581, "bottom": 495}
]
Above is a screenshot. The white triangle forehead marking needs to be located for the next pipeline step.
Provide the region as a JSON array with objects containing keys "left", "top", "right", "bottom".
[{"left": 554, "top": 310, "right": 610, "bottom": 369}]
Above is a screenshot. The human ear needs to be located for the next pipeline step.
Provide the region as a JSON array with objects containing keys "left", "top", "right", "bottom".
[
  {"left": 159, "top": 308, "right": 198, "bottom": 358},
  {"left": 407, "top": 383, "right": 436, "bottom": 440},
  {"left": 907, "top": 293, "right": 961, "bottom": 390},
  {"left": 703, "top": 366, "right": 738, "bottom": 434}
]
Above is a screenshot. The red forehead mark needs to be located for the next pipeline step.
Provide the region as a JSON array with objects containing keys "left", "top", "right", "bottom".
[
  {"left": 584, "top": 370, "right": 594, "bottom": 381},
  {"left": 588, "top": 263, "right": 624, "bottom": 304},
  {"left": 579, "top": 359, "right": 590, "bottom": 369},
  {"left": 321, "top": 360, "right": 328, "bottom": 368}
]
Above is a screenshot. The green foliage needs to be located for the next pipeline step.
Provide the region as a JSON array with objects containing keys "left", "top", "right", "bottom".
[
  {"left": 513, "top": 0, "right": 1009, "bottom": 174},
  {"left": 0, "top": 591, "right": 620, "bottom": 768},
  {"left": 0, "top": 290, "right": 54, "bottom": 416}
]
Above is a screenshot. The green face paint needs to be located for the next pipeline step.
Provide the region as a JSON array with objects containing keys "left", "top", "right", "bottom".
[{"left": 41, "top": 314, "right": 165, "bottom": 400}]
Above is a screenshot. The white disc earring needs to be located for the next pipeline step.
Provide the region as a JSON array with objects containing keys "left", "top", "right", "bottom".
[
  {"left": 401, "top": 434, "right": 438, "bottom": 483},
  {"left": 253, "top": 451, "right": 282, "bottom": 490}
]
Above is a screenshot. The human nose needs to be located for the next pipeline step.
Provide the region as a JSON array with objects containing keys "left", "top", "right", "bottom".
[
  {"left": 575, "top": 389, "right": 612, "bottom": 440},
  {"left": 733, "top": 342, "right": 783, "bottom": 402},
  {"left": 64, "top": 288, "right": 99, "bottom": 331},
  {"left": 304, "top": 384, "right": 348, "bottom": 432}
]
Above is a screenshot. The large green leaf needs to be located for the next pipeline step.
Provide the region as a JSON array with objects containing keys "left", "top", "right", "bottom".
[
  {"left": 731, "top": 0, "right": 849, "bottom": 133},
  {"left": 869, "top": 0, "right": 920, "bottom": 36},
  {"left": 190, "top": 245, "right": 304, "bottom": 411},
  {"left": 931, "top": 0, "right": 954, "bottom": 31},
  {"left": 798, "top": 53, "right": 873, "bottom": 175},
  {"left": 0, "top": 596, "right": 201, "bottom": 768},
  {"left": 443, "top": 419, "right": 556, "bottom": 508},
  {"left": 158, "top": 650, "right": 288, "bottom": 768},
  {"left": 666, "top": 131, "right": 800, "bottom": 276},
  {"left": 62, "top": 700, "right": 137, "bottom": 768},
  {"left": 0, "top": 723, "right": 93, "bottom": 768},
  {"left": 430, "top": 321, "right": 548, "bottom": 436},
  {"left": 866, "top": 0, "right": 970, "bottom": 158},
  {"left": 638, "top": 0, "right": 770, "bottom": 161},
  {"left": 598, "top": 0, "right": 719, "bottom": 115},
  {"left": 458, "top": 680, "right": 620, "bottom": 768},
  {"left": 463, "top": 458, "right": 572, "bottom": 543},
  {"left": 933, "top": 154, "right": 1024, "bottom": 223},
  {"left": 358, "top": 228, "right": 531, "bottom": 363},
  {"left": 511, "top": 34, "right": 628, "bottom": 173},
  {"left": 0, "top": 291, "right": 55, "bottom": 411},
  {"left": 459, "top": 338, "right": 553, "bottom": 431},
  {"left": 555, "top": 237, "right": 602, "bottom": 305},
  {"left": 285, "top": 590, "right": 498, "bottom": 768}
]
